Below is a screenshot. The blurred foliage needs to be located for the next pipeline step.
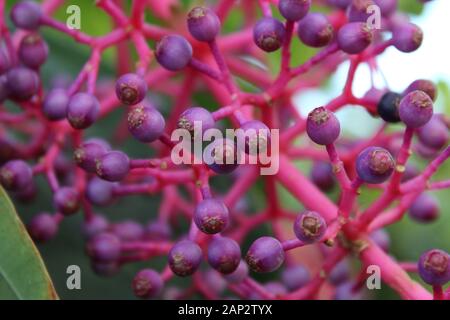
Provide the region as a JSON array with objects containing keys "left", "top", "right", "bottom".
[{"left": 2, "top": 0, "right": 449, "bottom": 300}]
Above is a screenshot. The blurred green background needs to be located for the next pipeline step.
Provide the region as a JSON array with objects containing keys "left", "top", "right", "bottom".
[{"left": 1, "top": 0, "right": 449, "bottom": 299}]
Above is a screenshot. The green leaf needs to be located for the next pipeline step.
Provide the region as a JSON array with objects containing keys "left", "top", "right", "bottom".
[{"left": 0, "top": 186, "right": 58, "bottom": 300}]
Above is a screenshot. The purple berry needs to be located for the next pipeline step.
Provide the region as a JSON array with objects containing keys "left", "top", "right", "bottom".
[
  {"left": 194, "top": 198, "right": 229, "bottom": 234},
  {"left": 115, "top": 73, "right": 147, "bottom": 105},
  {"left": 356, "top": 147, "right": 395, "bottom": 184},
  {"left": 207, "top": 237, "right": 241, "bottom": 274},
  {"left": 297, "top": 13, "right": 334, "bottom": 48},
  {"left": 91, "top": 261, "right": 120, "bottom": 277},
  {"left": 310, "top": 161, "right": 336, "bottom": 191},
  {"left": 204, "top": 269, "right": 227, "bottom": 294},
  {"left": 377, "top": 91, "right": 401, "bottom": 123},
  {"left": 370, "top": 229, "right": 390, "bottom": 252},
  {"left": 329, "top": 259, "right": 350, "bottom": 285},
  {"left": 18, "top": 33, "right": 48, "bottom": 69},
  {"left": 408, "top": 193, "right": 440, "bottom": 223},
  {"left": 399, "top": 90, "right": 433, "bottom": 128},
  {"left": 0, "top": 75, "right": 10, "bottom": 103},
  {"left": 337, "top": 22, "right": 373, "bottom": 54},
  {"left": 86, "top": 177, "right": 115, "bottom": 206},
  {"left": 67, "top": 93, "right": 100, "bottom": 129},
  {"left": 401, "top": 164, "right": 419, "bottom": 182},
  {"left": 393, "top": 22, "right": 423, "bottom": 53},
  {"left": 347, "top": 0, "right": 376, "bottom": 22},
  {"left": 281, "top": 265, "right": 310, "bottom": 290},
  {"left": 14, "top": 182, "right": 37, "bottom": 203},
  {"left": 74, "top": 140, "right": 109, "bottom": 173},
  {"left": 42, "top": 89, "right": 69, "bottom": 121},
  {"left": 132, "top": 269, "right": 163, "bottom": 299},
  {"left": 306, "top": 107, "right": 341, "bottom": 145},
  {"left": 27, "top": 213, "right": 58, "bottom": 242},
  {"left": 6, "top": 67, "right": 39, "bottom": 101},
  {"left": 86, "top": 232, "right": 121, "bottom": 263},
  {"left": 294, "top": 211, "right": 327, "bottom": 243},
  {"left": 10, "top": 1, "right": 42, "bottom": 30},
  {"left": 253, "top": 17, "right": 286, "bottom": 52},
  {"left": 0, "top": 160, "right": 33, "bottom": 192},
  {"left": 187, "top": 7, "right": 221, "bottom": 42},
  {"left": 155, "top": 35, "right": 193, "bottom": 71},
  {"left": 335, "top": 282, "right": 362, "bottom": 300},
  {"left": 96, "top": 151, "right": 130, "bottom": 182},
  {"left": 418, "top": 249, "right": 450, "bottom": 286},
  {"left": 403, "top": 79, "right": 437, "bottom": 102},
  {"left": 0, "top": 48, "right": 11, "bottom": 75},
  {"left": 374, "top": 0, "right": 398, "bottom": 17},
  {"left": 417, "top": 115, "right": 449, "bottom": 150},
  {"left": 145, "top": 220, "right": 172, "bottom": 241},
  {"left": 127, "top": 104, "right": 165, "bottom": 143},
  {"left": 82, "top": 214, "right": 109, "bottom": 239},
  {"left": 265, "top": 282, "right": 288, "bottom": 295},
  {"left": 168, "top": 240, "right": 203, "bottom": 277},
  {"left": 205, "top": 138, "right": 240, "bottom": 175},
  {"left": 224, "top": 260, "right": 249, "bottom": 283},
  {"left": 245, "top": 236, "right": 285, "bottom": 273},
  {"left": 278, "top": 0, "right": 311, "bottom": 22},
  {"left": 178, "top": 107, "right": 215, "bottom": 136},
  {"left": 110, "top": 220, "right": 145, "bottom": 241},
  {"left": 236, "top": 120, "right": 271, "bottom": 155},
  {"left": 54, "top": 187, "right": 80, "bottom": 216}
]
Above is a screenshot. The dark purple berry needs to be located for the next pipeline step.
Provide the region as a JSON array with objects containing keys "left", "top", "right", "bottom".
[
  {"left": 337, "top": 22, "right": 373, "bottom": 54},
  {"left": 245, "top": 236, "right": 285, "bottom": 273},
  {"left": 294, "top": 211, "right": 327, "bottom": 243},
  {"left": 110, "top": 220, "right": 145, "bottom": 241},
  {"left": 54, "top": 187, "right": 80, "bottom": 216},
  {"left": 91, "top": 261, "right": 120, "bottom": 277},
  {"left": 127, "top": 104, "right": 165, "bottom": 143},
  {"left": 306, "top": 107, "right": 341, "bottom": 145},
  {"left": 393, "top": 22, "right": 423, "bottom": 53},
  {"left": 0, "top": 75, "right": 10, "bottom": 103},
  {"left": 236, "top": 120, "right": 271, "bottom": 155},
  {"left": 6, "top": 67, "right": 39, "bottom": 101},
  {"left": 187, "top": 7, "right": 221, "bottom": 42},
  {"left": 132, "top": 269, "right": 163, "bottom": 299},
  {"left": 278, "top": 0, "right": 311, "bottom": 22},
  {"left": 82, "top": 214, "right": 109, "bottom": 239},
  {"left": 96, "top": 151, "right": 130, "bottom": 182},
  {"left": 399, "top": 90, "right": 433, "bottom": 128},
  {"left": 115, "top": 73, "right": 147, "bottom": 105},
  {"left": 194, "top": 198, "right": 229, "bottom": 234},
  {"left": 27, "top": 213, "right": 58, "bottom": 242},
  {"left": 14, "top": 182, "right": 37, "bottom": 203},
  {"left": 18, "top": 33, "right": 48, "bottom": 69},
  {"left": 418, "top": 249, "right": 450, "bottom": 286},
  {"left": 0, "top": 49, "right": 11, "bottom": 75},
  {"left": 224, "top": 260, "right": 249, "bottom": 283},
  {"left": 155, "top": 35, "right": 193, "bottom": 71},
  {"left": 86, "top": 177, "right": 115, "bottom": 206},
  {"left": 310, "top": 161, "right": 335, "bottom": 191},
  {"left": 370, "top": 229, "right": 390, "bottom": 252},
  {"left": 145, "top": 220, "right": 172, "bottom": 241},
  {"left": 403, "top": 79, "right": 437, "bottom": 102},
  {"left": 0, "top": 160, "right": 32, "bottom": 192},
  {"left": 356, "top": 147, "right": 395, "bottom": 184},
  {"left": 253, "top": 17, "right": 286, "bottom": 52},
  {"left": 297, "top": 13, "right": 334, "bottom": 48},
  {"left": 168, "top": 240, "right": 203, "bottom": 277},
  {"left": 377, "top": 91, "right": 401, "bottom": 123},
  {"left": 177, "top": 107, "right": 215, "bottom": 136},
  {"left": 66, "top": 93, "right": 100, "bottom": 129},
  {"left": 42, "top": 89, "right": 69, "bottom": 121},
  {"left": 207, "top": 237, "right": 241, "bottom": 274},
  {"left": 281, "top": 265, "right": 310, "bottom": 290},
  {"left": 86, "top": 232, "right": 121, "bottom": 263},
  {"left": 74, "top": 140, "right": 109, "bottom": 173},
  {"left": 409, "top": 193, "right": 439, "bottom": 223},
  {"left": 205, "top": 138, "right": 240, "bottom": 174},
  {"left": 417, "top": 115, "right": 449, "bottom": 150},
  {"left": 10, "top": 1, "right": 42, "bottom": 30}
]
